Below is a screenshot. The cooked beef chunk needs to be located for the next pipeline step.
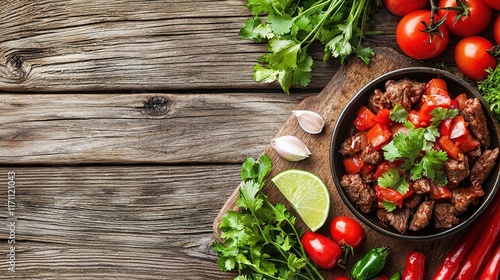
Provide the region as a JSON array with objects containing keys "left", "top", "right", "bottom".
[
  {"left": 470, "top": 148, "right": 499, "bottom": 186},
  {"left": 361, "top": 143, "right": 383, "bottom": 165},
  {"left": 340, "top": 174, "right": 377, "bottom": 214},
  {"left": 444, "top": 153, "right": 469, "bottom": 185},
  {"left": 377, "top": 207, "right": 411, "bottom": 234},
  {"left": 451, "top": 185, "right": 484, "bottom": 213},
  {"left": 467, "top": 146, "right": 482, "bottom": 159},
  {"left": 413, "top": 178, "right": 431, "bottom": 195},
  {"left": 404, "top": 193, "right": 422, "bottom": 209},
  {"left": 360, "top": 171, "right": 376, "bottom": 184},
  {"left": 434, "top": 203, "right": 459, "bottom": 228},
  {"left": 368, "top": 79, "right": 425, "bottom": 113},
  {"left": 339, "top": 131, "right": 367, "bottom": 155},
  {"left": 409, "top": 200, "right": 435, "bottom": 231},
  {"left": 368, "top": 89, "right": 390, "bottom": 114},
  {"left": 461, "top": 98, "right": 491, "bottom": 148}
]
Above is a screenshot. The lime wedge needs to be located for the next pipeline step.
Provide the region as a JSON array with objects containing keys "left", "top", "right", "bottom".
[{"left": 271, "top": 169, "right": 330, "bottom": 232}]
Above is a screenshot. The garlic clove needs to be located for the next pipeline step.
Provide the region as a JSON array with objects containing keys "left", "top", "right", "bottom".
[
  {"left": 271, "top": 135, "right": 312, "bottom": 161},
  {"left": 292, "top": 110, "right": 325, "bottom": 134}
]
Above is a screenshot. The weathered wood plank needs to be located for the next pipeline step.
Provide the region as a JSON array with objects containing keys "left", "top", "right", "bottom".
[
  {"left": 0, "top": 165, "right": 240, "bottom": 279},
  {"left": 2, "top": 0, "right": 465, "bottom": 92},
  {"left": 0, "top": 92, "right": 311, "bottom": 164}
]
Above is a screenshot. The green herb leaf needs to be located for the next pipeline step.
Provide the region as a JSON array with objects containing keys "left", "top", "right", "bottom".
[
  {"left": 390, "top": 104, "right": 409, "bottom": 123},
  {"left": 378, "top": 168, "right": 400, "bottom": 189},
  {"left": 382, "top": 201, "right": 397, "bottom": 212}
]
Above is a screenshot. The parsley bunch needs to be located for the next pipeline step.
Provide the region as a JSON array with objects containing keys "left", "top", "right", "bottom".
[
  {"left": 376, "top": 105, "right": 458, "bottom": 211},
  {"left": 212, "top": 154, "right": 324, "bottom": 280},
  {"left": 240, "top": 0, "right": 381, "bottom": 94},
  {"left": 478, "top": 63, "right": 500, "bottom": 121}
]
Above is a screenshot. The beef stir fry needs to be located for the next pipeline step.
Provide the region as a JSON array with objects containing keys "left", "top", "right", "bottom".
[{"left": 338, "top": 78, "right": 498, "bottom": 234}]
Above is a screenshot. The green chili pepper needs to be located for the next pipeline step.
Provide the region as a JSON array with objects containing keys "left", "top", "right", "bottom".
[
  {"left": 389, "top": 271, "right": 401, "bottom": 280},
  {"left": 350, "top": 247, "right": 390, "bottom": 280}
]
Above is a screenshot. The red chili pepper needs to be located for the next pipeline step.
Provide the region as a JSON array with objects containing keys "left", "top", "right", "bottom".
[
  {"left": 402, "top": 250, "right": 425, "bottom": 280},
  {"left": 455, "top": 193, "right": 500, "bottom": 280},
  {"left": 432, "top": 190, "right": 500, "bottom": 280},
  {"left": 479, "top": 241, "right": 500, "bottom": 280}
]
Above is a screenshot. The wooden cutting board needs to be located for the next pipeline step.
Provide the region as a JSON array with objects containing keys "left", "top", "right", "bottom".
[{"left": 213, "top": 47, "right": 461, "bottom": 279}]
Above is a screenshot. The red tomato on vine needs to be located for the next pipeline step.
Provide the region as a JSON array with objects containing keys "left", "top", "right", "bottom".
[
  {"left": 396, "top": 10, "right": 449, "bottom": 60},
  {"left": 482, "top": 0, "right": 500, "bottom": 11},
  {"left": 383, "top": 0, "right": 428, "bottom": 16},
  {"left": 454, "top": 36, "right": 497, "bottom": 81},
  {"left": 494, "top": 14, "right": 500, "bottom": 45},
  {"left": 438, "top": 0, "right": 492, "bottom": 37}
]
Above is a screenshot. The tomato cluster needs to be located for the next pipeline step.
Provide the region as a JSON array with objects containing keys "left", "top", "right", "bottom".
[
  {"left": 386, "top": 0, "right": 500, "bottom": 81},
  {"left": 301, "top": 216, "right": 365, "bottom": 269}
]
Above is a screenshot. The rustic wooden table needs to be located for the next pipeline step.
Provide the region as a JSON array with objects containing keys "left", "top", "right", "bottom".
[{"left": 0, "top": 1, "right": 497, "bottom": 279}]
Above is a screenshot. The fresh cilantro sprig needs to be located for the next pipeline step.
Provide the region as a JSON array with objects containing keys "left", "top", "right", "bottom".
[
  {"left": 240, "top": 0, "right": 382, "bottom": 94},
  {"left": 212, "top": 154, "right": 324, "bottom": 280},
  {"left": 381, "top": 106, "right": 456, "bottom": 192}
]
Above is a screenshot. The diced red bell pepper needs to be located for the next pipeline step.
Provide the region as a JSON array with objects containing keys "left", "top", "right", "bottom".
[
  {"left": 402, "top": 185, "right": 414, "bottom": 199},
  {"left": 408, "top": 110, "right": 430, "bottom": 128},
  {"left": 450, "top": 115, "right": 468, "bottom": 139},
  {"left": 374, "top": 160, "right": 404, "bottom": 179},
  {"left": 438, "top": 135, "right": 461, "bottom": 160},
  {"left": 419, "top": 94, "right": 452, "bottom": 122},
  {"left": 343, "top": 154, "right": 365, "bottom": 174},
  {"left": 375, "top": 185, "right": 403, "bottom": 209},
  {"left": 374, "top": 108, "right": 392, "bottom": 128},
  {"left": 439, "top": 118, "right": 453, "bottom": 138},
  {"left": 429, "top": 184, "right": 452, "bottom": 200},
  {"left": 366, "top": 123, "right": 392, "bottom": 149},
  {"left": 455, "top": 133, "right": 480, "bottom": 153},
  {"left": 354, "top": 106, "right": 377, "bottom": 131},
  {"left": 455, "top": 93, "right": 468, "bottom": 110},
  {"left": 360, "top": 163, "right": 375, "bottom": 174},
  {"left": 426, "top": 78, "right": 448, "bottom": 96}
]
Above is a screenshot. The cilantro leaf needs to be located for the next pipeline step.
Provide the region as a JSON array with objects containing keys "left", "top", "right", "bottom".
[
  {"left": 430, "top": 107, "right": 459, "bottom": 124},
  {"left": 378, "top": 168, "right": 400, "bottom": 189},
  {"left": 382, "top": 201, "right": 397, "bottom": 212},
  {"left": 390, "top": 104, "right": 409, "bottom": 123},
  {"left": 267, "top": 13, "right": 294, "bottom": 36}
]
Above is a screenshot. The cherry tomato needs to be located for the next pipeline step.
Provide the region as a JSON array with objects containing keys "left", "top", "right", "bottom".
[
  {"left": 438, "top": 0, "right": 492, "bottom": 37},
  {"left": 494, "top": 15, "right": 500, "bottom": 45},
  {"left": 301, "top": 231, "right": 342, "bottom": 269},
  {"left": 396, "top": 10, "right": 449, "bottom": 60},
  {"left": 454, "top": 36, "right": 497, "bottom": 81},
  {"left": 329, "top": 216, "right": 365, "bottom": 248},
  {"left": 383, "top": 0, "right": 428, "bottom": 16},
  {"left": 482, "top": 0, "right": 500, "bottom": 11},
  {"left": 335, "top": 277, "right": 350, "bottom": 280}
]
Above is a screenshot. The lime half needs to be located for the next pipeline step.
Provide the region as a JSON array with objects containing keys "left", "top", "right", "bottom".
[{"left": 271, "top": 169, "right": 330, "bottom": 231}]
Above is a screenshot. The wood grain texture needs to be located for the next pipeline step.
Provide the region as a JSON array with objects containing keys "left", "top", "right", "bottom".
[
  {"left": 213, "top": 48, "right": 462, "bottom": 278},
  {"left": 0, "top": 165, "right": 241, "bottom": 279},
  {"left": 0, "top": 92, "right": 310, "bottom": 164},
  {"left": 3, "top": 0, "right": 488, "bottom": 92}
]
